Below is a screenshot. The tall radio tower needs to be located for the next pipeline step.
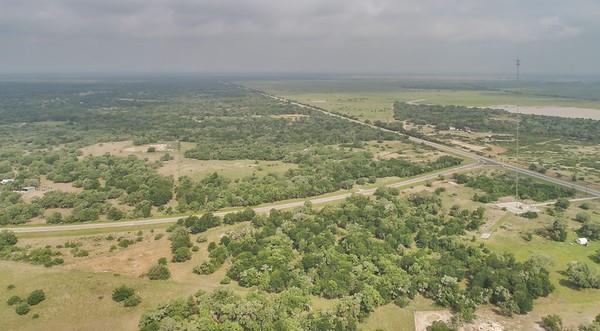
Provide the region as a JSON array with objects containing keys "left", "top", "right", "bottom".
[{"left": 515, "top": 58, "right": 521, "bottom": 202}]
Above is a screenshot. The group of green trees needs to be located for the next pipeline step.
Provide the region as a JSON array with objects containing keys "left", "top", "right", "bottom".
[
  {"left": 168, "top": 226, "right": 192, "bottom": 263},
  {"left": 1, "top": 80, "right": 469, "bottom": 225},
  {"left": 176, "top": 153, "right": 462, "bottom": 211},
  {"left": 0, "top": 191, "right": 41, "bottom": 225},
  {"left": 392, "top": 102, "right": 600, "bottom": 144},
  {"left": 140, "top": 192, "right": 554, "bottom": 330},
  {"left": 452, "top": 171, "right": 575, "bottom": 203},
  {"left": 0, "top": 150, "right": 173, "bottom": 224}
]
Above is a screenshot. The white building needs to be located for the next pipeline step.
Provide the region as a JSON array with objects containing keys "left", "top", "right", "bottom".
[
  {"left": 1, "top": 179, "right": 15, "bottom": 185},
  {"left": 576, "top": 238, "right": 589, "bottom": 246}
]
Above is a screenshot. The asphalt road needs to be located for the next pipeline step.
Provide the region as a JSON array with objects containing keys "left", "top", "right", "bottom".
[
  {"left": 262, "top": 92, "right": 600, "bottom": 197},
  {"left": 5, "top": 89, "right": 597, "bottom": 233},
  {"left": 5, "top": 163, "right": 480, "bottom": 233}
]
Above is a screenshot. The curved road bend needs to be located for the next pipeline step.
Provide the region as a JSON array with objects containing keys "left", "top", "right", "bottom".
[{"left": 5, "top": 163, "right": 480, "bottom": 233}]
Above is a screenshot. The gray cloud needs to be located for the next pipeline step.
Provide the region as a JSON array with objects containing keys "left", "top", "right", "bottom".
[{"left": 1, "top": 0, "right": 599, "bottom": 74}]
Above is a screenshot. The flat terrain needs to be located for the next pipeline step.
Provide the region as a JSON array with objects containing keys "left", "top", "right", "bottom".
[
  {"left": 492, "top": 105, "right": 600, "bottom": 120},
  {"left": 3, "top": 170, "right": 600, "bottom": 331},
  {"left": 81, "top": 141, "right": 295, "bottom": 180},
  {"left": 246, "top": 80, "right": 600, "bottom": 122},
  {"left": 481, "top": 199, "right": 600, "bottom": 330}
]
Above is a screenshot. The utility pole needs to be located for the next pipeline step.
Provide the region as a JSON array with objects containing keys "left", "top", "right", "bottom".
[{"left": 515, "top": 58, "right": 520, "bottom": 202}]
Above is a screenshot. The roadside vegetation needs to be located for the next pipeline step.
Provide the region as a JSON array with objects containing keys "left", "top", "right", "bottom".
[
  {"left": 0, "top": 79, "right": 465, "bottom": 226},
  {"left": 2, "top": 78, "right": 600, "bottom": 331}
]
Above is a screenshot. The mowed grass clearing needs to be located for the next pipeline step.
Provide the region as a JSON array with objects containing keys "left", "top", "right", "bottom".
[
  {"left": 482, "top": 200, "right": 600, "bottom": 330},
  {"left": 81, "top": 140, "right": 295, "bottom": 180},
  {"left": 0, "top": 261, "right": 194, "bottom": 331}
]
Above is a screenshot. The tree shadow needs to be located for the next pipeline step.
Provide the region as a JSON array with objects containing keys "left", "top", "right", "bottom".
[{"left": 558, "top": 278, "right": 581, "bottom": 291}]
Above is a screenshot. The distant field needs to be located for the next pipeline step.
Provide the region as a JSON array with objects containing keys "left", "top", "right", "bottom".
[{"left": 245, "top": 80, "right": 600, "bottom": 122}]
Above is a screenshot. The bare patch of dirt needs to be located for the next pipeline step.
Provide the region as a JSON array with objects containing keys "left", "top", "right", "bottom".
[
  {"left": 124, "top": 143, "right": 169, "bottom": 153},
  {"left": 80, "top": 141, "right": 132, "bottom": 156},
  {"left": 65, "top": 233, "right": 171, "bottom": 277},
  {"left": 414, "top": 310, "right": 452, "bottom": 331},
  {"left": 415, "top": 310, "right": 505, "bottom": 331},
  {"left": 270, "top": 114, "right": 310, "bottom": 121}
]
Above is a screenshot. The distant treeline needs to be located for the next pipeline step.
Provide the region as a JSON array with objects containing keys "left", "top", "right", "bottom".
[{"left": 393, "top": 102, "right": 600, "bottom": 143}]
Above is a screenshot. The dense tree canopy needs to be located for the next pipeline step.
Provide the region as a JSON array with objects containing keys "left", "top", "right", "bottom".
[{"left": 141, "top": 192, "right": 553, "bottom": 330}]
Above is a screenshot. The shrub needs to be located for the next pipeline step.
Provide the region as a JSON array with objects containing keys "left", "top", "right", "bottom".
[
  {"left": 27, "top": 290, "right": 45, "bottom": 306},
  {"left": 566, "top": 261, "right": 600, "bottom": 289},
  {"left": 46, "top": 212, "right": 63, "bottom": 224},
  {"left": 123, "top": 295, "right": 141, "bottom": 307},
  {"left": 118, "top": 238, "right": 133, "bottom": 248},
  {"left": 160, "top": 153, "right": 173, "bottom": 161},
  {"left": 427, "top": 320, "right": 456, "bottom": 331},
  {"left": 158, "top": 257, "right": 167, "bottom": 265},
  {"left": 172, "top": 247, "right": 191, "bottom": 262},
  {"left": 16, "top": 303, "right": 30, "bottom": 315},
  {"left": 577, "top": 220, "right": 600, "bottom": 240},
  {"left": 7, "top": 284, "right": 15, "bottom": 290},
  {"left": 554, "top": 198, "right": 570, "bottom": 210},
  {"left": 0, "top": 230, "right": 18, "bottom": 247},
  {"left": 107, "top": 207, "right": 124, "bottom": 221},
  {"left": 7, "top": 295, "right": 22, "bottom": 306},
  {"left": 112, "top": 285, "right": 135, "bottom": 302},
  {"left": 520, "top": 211, "right": 538, "bottom": 219},
  {"left": 547, "top": 220, "right": 567, "bottom": 242},
  {"left": 147, "top": 263, "right": 171, "bottom": 280},
  {"left": 541, "top": 314, "right": 563, "bottom": 331},
  {"left": 72, "top": 249, "right": 89, "bottom": 257},
  {"left": 580, "top": 202, "right": 591, "bottom": 210},
  {"left": 193, "top": 261, "right": 219, "bottom": 275},
  {"left": 575, "top": 212, "right": 591, "bottom": 223}
]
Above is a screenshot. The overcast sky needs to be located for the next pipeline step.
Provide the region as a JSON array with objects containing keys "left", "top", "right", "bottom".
[{"left": 1, "top": 0, "right": 599, "bottom": 75}]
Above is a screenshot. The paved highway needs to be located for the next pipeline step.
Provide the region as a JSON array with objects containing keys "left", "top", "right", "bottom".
[
  {"left": 5, "top": 88, "right": 597, "bottom": 234},
  {"left": 260, "top": 92, "right": 600, "bottom": 198},
  {"left": 5, "top": 163, "right": 480, "bottom": 233}
]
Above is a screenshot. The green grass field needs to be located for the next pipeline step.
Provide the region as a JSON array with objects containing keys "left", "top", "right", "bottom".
[
  {"left": 246, "top": 80, "right": 600, "bottom": 123},
  {"left": 482, "top": 200, "right": 600, "bottom": 330},
  {"left": 0, "top": 261, "right": 195, "bottom": 331},
  {"left": 3, "top": 167, "right": 599, "bottom": 331}
]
